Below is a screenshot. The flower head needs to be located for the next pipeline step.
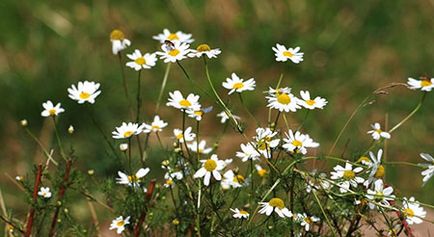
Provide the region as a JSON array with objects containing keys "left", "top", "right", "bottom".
[
  {"left": 420, "top": 153, "right": 434, "bottom": 185},
  {"left": 222, "top": 73, "right": 256, "bottom": 95},
  {"left": 236, "top": 143, "right": 261, "bottom": 162},
  {"left": 187, "top": 140, "right": 212, "bottom": 154},
  {"left": 67, "top": 81, "right": 101, "bottom": 104},
  {"left": 126, "top": 49, "right": 157, "bottom": 71},
  {"left": 173, "top": 127, "right": 196, "bottom": 143},
  {"left": 41, "top": 100, "right": 65, "bottom": 117},
  {"left": 109, "top": 216, "right": 130, "bottom": 234},
  {"left": 282, "top": 129, "right": 319, "bottom": 155},
  {"left": 164, "top": 171, "right": 183, "bottom": 188},
  {"left": 330, "top": 162, "right": 364, "bottom": 193},
  {"left": 167, "top": 90, "right": 201, "bottom": 111},
  {"left": 230, "top": 208, "right": 249, "bottom": 219},
  {"left": 38, "top": 187, "right": 52, "bottom": 199},
  {"left": 255, "top": 164, "right": 268, "bottom": 177},
  {"left": 156, "top": 41, "right": 191, "bottom": 63},
  {"left": 221, "top": 170, "right": 246, "bottom": 189},
  {"left": 266, "top": 87, "right": 301, "bottom": 112},
  {"left": 112, "top": 122, "right": 145, "bottom": 139},
  {"left": 402, "top": 197, "right": 426, "bottom": 225},
  {"left": 110, "top": 29, "right": 131, "bottom": 55},
  {"left": 272, "top": 43, "right": 304, "bottom": 63},
  {"left": 143, "top": 115, "right": 168, "bottom": 133},
  {"left": 217, "top": 111, "right": 241, "bottom": 124},
  {"left": 366, "top": 179, "right": 395, "bottom": 209},
  {"left": 152, "top": 29, "right": 194, "bottom": 44},
  {"left": 259, "top": 198, "right": 293, "bottom": 218},
  {"left": 407, "top": 76, "right": 434, "bottom": 92},
  {"left": 297, "top": 213, "right": 320, "bottom": 231},
  {"left": 298, "top": 90, "right": 327, "bottom": 110},
  {"left": 193, "top": 154, "right": 226, "bottom": 186},
  {"left": 188, "top": 44, "right": 221, "bottom": 59},
  {"left": 254, "top": 127, "right": 280, "bottom": 158},
  {"left": 116, "top": 168, "right": 150, "bottom": 188},
  {"left": 364, "top": 149, "right": 385, "bottom": 187},
  {"left": 367, "top": 123, "right": 391, "bottom": 140}
]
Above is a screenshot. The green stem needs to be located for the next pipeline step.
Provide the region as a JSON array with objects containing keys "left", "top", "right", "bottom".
[
  {"left": 117, "top": 52, "right": 134, "bottom": 119},
  {"left": 389, "top": 92, "right": 426, "bottom": 133},
  {"left": 51, "top": 117, "right": 67, "bottom": 161},
  {"left": 155, "top": 63, "right": 172, "bottom": 113},
  {"left": 312, "top": 190, "right": 338, "bottom": 237},
  {"left": 136, "top": 70, "right": 142, "bottom": 122}
]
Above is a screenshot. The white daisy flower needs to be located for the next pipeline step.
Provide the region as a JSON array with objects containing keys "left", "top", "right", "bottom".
[
  {"left": 164, "top": 171, "right": 183, "bottom": 188},
  {"left": 188, "top": 44, "right": 221, "bottom": 59},
  {"left": 41, "top": 100, "right": 65, "bottom": 117},
  {"left": 254, "top": 127, "right": 280, "bottom": 159},
  {"left": 187, "top": 140, "right": 212, "bottom": 154},
  {"left": 217, "top": 111, "right": 241, "bottom": 124},
  {"left": 266, "top": 87, "right": 301, "bottom": 113},
  {"left": 364, "top": 149, "right": 385, "bottom": 187},
  {"left": 298, "top": 90, "right": 327, "bottom": 110},
  {"left": 407, "top": 76, "right": 434, "bottom": 92},
  {"left": 173, "top": 127, "right": 196, "bottom": 143},
  {"left": 367, "top": 123, "right": 391, "bottom": 140},
  {"left": 143, "top": 115, "right": 168, "bottom": 133},
  {"left": 255, "top": 164, "right": 268, "bottom": 177},
  {"left": 38, "top": 187, "right": 52, "bottom": 199},
  {"left": 110, "top": 29, "right": 131, "bottom": 55},
  {"left": 186, "top": 108, "right": 204, "bottom": 121},
  {"left": 272, "top": 43, "right": 304, "bottom": 64},
  {"left": 420, "top": 153, "right": 434, "bottom": 184},
  {"left": 109, "top": 216, "right": 130, "bottom": 234},
  {"left": 402, "top": 197, "right": 426, "bottom": 225},
  {"left": 112, "top": 122, "right": 145, "bottom": 139},
  {"left": 67, "top": 81, "right": 101, "bottom": 104},
  {"left": 125, "top": 49, "right": 157, "bottom": 71},
  {"left": 330, "top": 162, "right": 364, "bottom": 193},
  {"left": 258, "top": 198, "right": 293, "bottom": 218},
  {"left": 306, "top": 173, "right": 331, "bottom": 193},
  {"left": 166, "top": 90, "right": 201, "bottom": 111},
  {"left": 156, "top": 41, "right": 191, "bottom": 63},
  {"left": 297, "top": 213, "right": 320, "bottom": 231},
  {"left": 221, "top": 170, "right": 246, "bottom": 189},
  {"left": 152, "top": 29, "right": 194, "bottom": 44},
  {"left": 230, "top": 208, "right": 249, "bottom": 219},
  {"left": 116, "top": 168, "right": 150, "bottom": 188},
  {"left": 222, "top": 73, "right": 256, "bottom": 95},
  {"left": 236, "top": 143, "right": 261, "bottom": 162},
  {"left": 282, "top": 129, "right": 319, "bottom": 155},
  {"left": 193, "top": 154, "right": 226, "bottom": 186},
  {"left": 366, "top": 179, "right": 395, "bottom": 209}
]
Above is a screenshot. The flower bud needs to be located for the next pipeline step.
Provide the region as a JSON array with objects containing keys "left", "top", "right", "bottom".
[
  {"left": 68, "top": 125, "right": 74, "bottom": 134},
  {"left": 119, "top": 143, "right": 128, "bottom": 151},
  {"left": 20, "top": 119, "right": 28, "bottom": 127}
]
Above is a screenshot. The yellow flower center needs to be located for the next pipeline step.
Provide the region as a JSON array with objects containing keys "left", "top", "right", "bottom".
[
  {"left": 233, "top": 82, "right": 244, "bottom": 89},
  {"left": 49, "top": 109, "right": 57, "bottom": 116},
  {"left": 197, "top": 44, "right": 211, "bottom": 52},
  {"left": 194, "top": 111, "right": 203, "bottom": 117},
  {"left": 306, "top": 99, "right": 316, "bottom": 106},
  {"left": 128, "top": 175, "right": 138, "bottom": 183},
  {"left": 404, "top": 208, "right": 415, "bottom": 217},
  {"left": 135, "top": 57, "right": 146, "bottom": 65},
  {"left": 152, "top": 125, "right": 160, "bottom": 130},
  {"left": 343, "top": 170, "right": 355, "bottom": 180},
  {"left": 374, "top": 165, "right": 385, "bottom": 178},
  {"left": 165, "top": 179, "right": 174, "bottom": 186},
  {"left": 421, "top": 80, "right": 432, "bottom": 87},
  {"left": 123, "top": 131, "right": 134, "bottom": 138},
  {"left": 167, "top": 33, "right": 179, "bottom": 41},
  {"left": 204, "top": 159, "right": 217, "bottom": 171},
  {"left": 179, "top": 99, "right": 191, "bottom": 107},
  {"left": 292, "top": 140, "right": 303, "bottom": 147},
  {"left": 116, "top": 220, "right": 125, "bottom": 227},
  {"left": 233, "top": 175, "right": 245, "bottom": 183},
  {"left": 79, "top": 92, "right": 91, "bottom": 99},
  {"left": 283, "top": 51, "right": 294, "bottom": 58},
  {"left": 110, "top": 29, "right": 125, "bottom": 40},
  {"left": 357, "top": 156, "right": 370, "bottom": 164},
  {"left": 269, "top": 198, "right": 285, "bottom": 209},
  {"left": 239, "top": 210, "right": 249, "bottom": 215},
  {"left": 258, "top": 169, "right": 267, "bottom": 177},
  {"left": 304, "top": 217, "right": 313, "bottom": 224},
  {"left": 176, "top": 133, "right": 183, "bottom": 140},
  {"left": 168, "top": 49, "right": 180, "bottom": 56},
  {"left": 277, "top": 93, "right": 291, "bottom": 105},
  {"left": 376, "top": 129, "right": 382, "bottom": 134}
]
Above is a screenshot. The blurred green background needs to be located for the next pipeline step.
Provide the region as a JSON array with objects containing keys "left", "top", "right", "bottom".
[{"left": 0, "top": 0, "right": 433, "bottom": 227}]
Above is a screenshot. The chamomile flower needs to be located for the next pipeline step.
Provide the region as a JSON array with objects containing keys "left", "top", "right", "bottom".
[
  {"left": 41, "top": 100, "right": 65, "bottom": 117},
  {"left": 282, "top": 129, "right": 319, "bottom": 155},
  {"left": 407, "top": 76, "right": 434, "bottom": 92},
  {"left": 420, "top": 153, "right": 434, "bottom": 184},
  {"left": 152, "top": 29, "right": 194, "bottom": 44},
  {"left": 297, "top": 213, "right": 320, "bottom": 231},
  {"left": 167, "top": 90, "right": 201, "bottom": 111},
  {"left": 188, "top": 44, "right": 221, "bottom": 59},
  {"left": 222, "top": 73, "right": 256, "bottom": 95},
  {"left": 266, "top": 87, "right": 301, "bottom": 112},
  {"left": 367, "top": 123, "right": 391, "bottom": 140},
  {"left": 217, "top": 111, "right": 241, "bottom": 124},
  {"left": 173, "top": 127, "right": 196, "bottom": 143},
  {"left": 143, "top": 115, "right": 168, "bottom": 133},
  {"left": 364, "top": 149, "right": 385, "bottom": 187},
  {"left": 187, "top": 140, "right": 212, "bottom": 154},
  {"left": 112, "top": 122, "right": 145, "bottom": 139},
  {"left": 306, "top": 173, "right": 331, "bottom": 193},
  {"left": 272, "top": 43, "right": 304, "bottom": 64},
  {"left": 193, "top": 154, "right": 226, "bottom": 186},
  {"left": 366, "top": 179, "right": 395, "bottom": 209},
  {"left": 255, "top": 164, "right": 268, "bottom": 177},
  {"left": 330, "top": 162, "right": 364, "bottom": 193},
  {"left": 164, "top": 171, "right": 183, "bottom": 188},
  {"left": 258, "top": 198, "right": 293, "bottom": 218},
  {"left": 116, "top": 168, "right": 150, "bottom": 188},
  {"left": 402, "top": 197, "right": 426, "bottom": 225},
  {"left": 157, "top": 41, "right": 191, "bottom": 63},
  {"left": 236, "top": 143, "right": 261, "bottom": 162},
  {"left": 298, "top": 90, "right": 327, "bottom": 110},
  {"left": 109, "top": 216, "right": 130, "bottom": 234},
  {"left": 67, "top": 81, "right": 101, "bottom": 104},
  {"left": 38, "top": 187, "right": 52, "bottom": 199},
  {"left": 221, "top": 170, "right": 246, "bottom": 189},
  {"left": 230, "top": 208, "right": 249, "bottom": 219},
  {"left": 186, "top": 108, "right": 205, "bottom": 121},
  {"left": 126, "top": 49, "right": 157, "bottom": 71},
  {"left": 110, "top": 29, "right": 131, "bottom": 55},
  {"left": 254, "top": 127, "right": 280, "bottom": 158}
]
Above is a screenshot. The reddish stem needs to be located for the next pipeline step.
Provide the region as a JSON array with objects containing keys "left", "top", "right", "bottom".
[
  {"left": 24, "top": 164, "right": 43, "bottom": 237},
  {"left": 134, "top": 180, "right": 156, "bottom": 237},
  {"left": 395, "top": 210, "right": 414, "bottom": 237}
]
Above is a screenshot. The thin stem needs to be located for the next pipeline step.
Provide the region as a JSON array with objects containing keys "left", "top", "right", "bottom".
[
  {"left": 312, "top": 190, "right": 339, "bottom": 237},
  {"left": 156, "top": 63, "right": 172, "bottom": 113},
  {"left": 24, "top": 128, "right": 58, "bottom": 166},
  {"left": 117, "top": 52, "right": 134, "bottom": 119},
  {"left": 136, "top": 70, "right": 142, "bottom": 122},
  {"left": 389, "top": 92, "right": 426, "bottom": 133},
  {"left": 238, "top": 93, "right": 258, "bottom": 125},
  {"left": 128, "top": 138, "right": 132, "bottom": 173},
  {"left": 25, "top": 164, "right": 43, "bottom": 237},
  {"left": 51, "top": 117, "right": 67, "bottom": 161}
]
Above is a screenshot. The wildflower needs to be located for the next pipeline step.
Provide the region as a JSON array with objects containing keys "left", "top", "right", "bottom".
[
  {"left": 236, "top": 143, "right": 261, "bottom": 162},
  {"left": 266, "top": 87, "right": 301, "bottom": 112},
  {"left": 420, "top": 153, "right": 434, "bottom": 184},
  {"left": 188, "top": 43, "right": 221, "bottom": 59},
  {"left": 41, "top": 100, "right": 65, "bottom": 117},
  {"left": 407, "top": 76, "right": 434, "bottom": 92},
  {"left": 38, "top": 187, "right": 52, "bottom": 199},
  {"left": 20, "top": 119, "right": 28, "bottom": 127},
  {"left": 156, "top": 41, "right": 191, "bottom": 63},
  {"left": 167, "top": 90, "right": 201, "bottom": 111},
  {"left": 255, "top": 164, "right": 268, "bottom": 177},
  {"left": 116, "top": 168, "right": 150, "bottom": 188},
  {"left": 119, "top": 143, "right": 128, "bottom": 151},
  {"left": 306, "top": 173, "right": 331, "bottom": 193},
  {"left": 109, "top": 216, "right": 130, "bottom": 234},
  {"left": 258, "top": 198, "right": 293, "bottom": 218},
  {"left": 143, "top": 115, "right": 168, "bottom": 133},
  {"left": 222, "top": 73, "right": 256, "bottom": 95},
  {"left": 193, "top": 154, "right": 226, "bottom": 186},
  {"left": 110, "top": 29, "right": 131, "bottom": 55},
  {"left": 254, "top": 127, "right": 280, "bottom": 159},
  {"left": 68, "top": 125, "right": 74, "bottom": 134},
  {"left": 126, "top": 49, "right": 157, "bottom": 71},
  {"left": 282, "top": 129, "right": 319, "bottom": 155},
  {"left": 366, "top": 179, "right": 395, "bottom": 209},
  {"left": 298, "top": 90, "right": 327, "bottom": 110},
  {"left": 112, "top": 122, "right": 145, "bottom": 139},
  {"left": 187, "top": 140, "right": 212, "bottom": 154},
  {"left": 164, "top": 171, "right": 183, "bottom": 188},
  {"left": 330, "top": 162, "right": 364, "bottom": 193},
  {"left": 152, "top": 29, "right": 194, "bottom": 44},
  {"left": 15, "top": 175, "right": 23, "bottom": 181},
  {"left": 297, "top": 213, "right": 320, "bottom": 231},
  {"left": 221, "top": 170, "right": 246, "bottom": 189},
  {"left": 230, "top": 208, "right": 249, "bottom": 219},
  {"left": 217, "top": 111, "right": 241, "bottom": 124},
  {"left": 186, "top": 107, "right": 210, "bottom": 121},
  {"left": 367, "top": 123, "right": 391, "bottom": 140},
  {"left": 173, "top": 127, "right": 196, "bottom": 143},
  {"left": 272, "top": 43, "right": 304, "bottom": 64},
  {"left": 67, "top": 81, "right": 101, "bottom": 104},
  {"left": 402, "top": 197, "right": 426, "bottom": 225},
  {"left": 364, "top": 149, "right": 385, "bottom": 187}
]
